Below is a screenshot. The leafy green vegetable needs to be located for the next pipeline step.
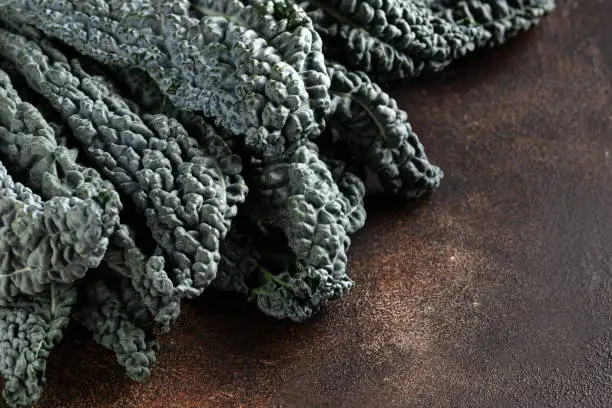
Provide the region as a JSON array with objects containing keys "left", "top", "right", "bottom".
[
  {"left": 324, "top": 61, "right": 443, "bottom": 198},
  {"left": 294, "top": 0, "right": 555, "bottom": 81},
  {"left": 296, "top": 0, "right": 484, "bottom": 81},
  {"left": 0, "top": 157, "right": 108, "bottom": 299},
  {"left": 0, "top": 0, "right": 330, "bottom": 161},
  {"left": 0, "top": 29, "right": 248, "bottom": 300},
  {"left": 74, "top": 276, "right": 158, "bottom": 382},
  {"left": 0, "top": 61, "right": 178, "bottom": 332},
  {"left": 214, "top": 144, "right": 367, "bottom": 321},
  {"left": 0, "top": 1, "right": 555, "bottom": 405},
  {"left": 0, "top": 283, "right": 76, "bottom": 408},
  {"left": 429, "top": 0, "right": 556, "bottom": 47}
]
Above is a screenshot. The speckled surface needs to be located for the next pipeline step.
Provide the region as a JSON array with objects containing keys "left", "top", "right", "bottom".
[{"left": 16, "top": 1, "right": 612, "bottom": 407}]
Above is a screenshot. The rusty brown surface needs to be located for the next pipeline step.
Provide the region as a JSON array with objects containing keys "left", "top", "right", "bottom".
[{"left": 22, "top": 1, "right": 612, "bottom": 407}]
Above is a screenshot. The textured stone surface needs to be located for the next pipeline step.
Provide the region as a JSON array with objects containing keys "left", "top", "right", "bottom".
[{"left": 14, "top": 0, "right": 612, "bottom": 406}]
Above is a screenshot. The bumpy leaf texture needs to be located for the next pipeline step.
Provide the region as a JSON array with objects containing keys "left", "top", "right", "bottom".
[
  {"left": 114, "top": 66, "right": 243, "bottom": 177},
  {"left": 298, "top": 0, "right": 484, "bottom": 81},
  {"left": 191, "top": 0, "right": 332, "bottom": 135},
  {"left": 74, "top": 276, "right": 158, "bottom": 382},
  {"left": 298, "top": 0, "right": 554, "bottom": 81},
  {"left": 244, "top": 143, "right": 367, "bottom": 321},
  {"left": 0, "top": 61, "right": 173, "bottom": 403},
  {"left": 323, "top": 61, "right": 442, "bottom": 198},
  {"left": 214, "top": 153, "right": 366, "bottom": 321},
  {"left": 428, "top": 0, "right": 556, "bottom": 48},
  {"left": 0, "top": 283, "right": 76, "bottom": 408},
  {"left": 0, "top": 156, "right": 107, "bottom": 300},
  {"left": 159, "top": 0, "right": 328, "bottom": 158},
  {"left": 114, "top": 50, "right": 369, "bottom": 321},
  {"left": 0, "top": 59, "right": 178, "bottom": 332},
  {"left": 0, "top": 0, "right": 331, "bottom": 161},
  {"left": 0, "top": 29, "right": 248, "bottom": 300},
  {"left": 321, "top": 156, "right": 367, "bottom": 236},
  {"left": 102, "top": 227, "right": 177, "bottom": 331},
  {"left": 0, "top": 65, "right": 120, "bottom": 239}
]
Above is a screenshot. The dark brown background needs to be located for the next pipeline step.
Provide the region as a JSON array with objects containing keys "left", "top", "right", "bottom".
[{"left": 19, "top": 0, "right": 612, "bottom": 407}]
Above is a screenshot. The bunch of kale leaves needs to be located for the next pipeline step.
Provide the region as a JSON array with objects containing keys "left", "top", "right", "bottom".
[{"left": 0, "top": 0, "right": 555, "bottom": 406}]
